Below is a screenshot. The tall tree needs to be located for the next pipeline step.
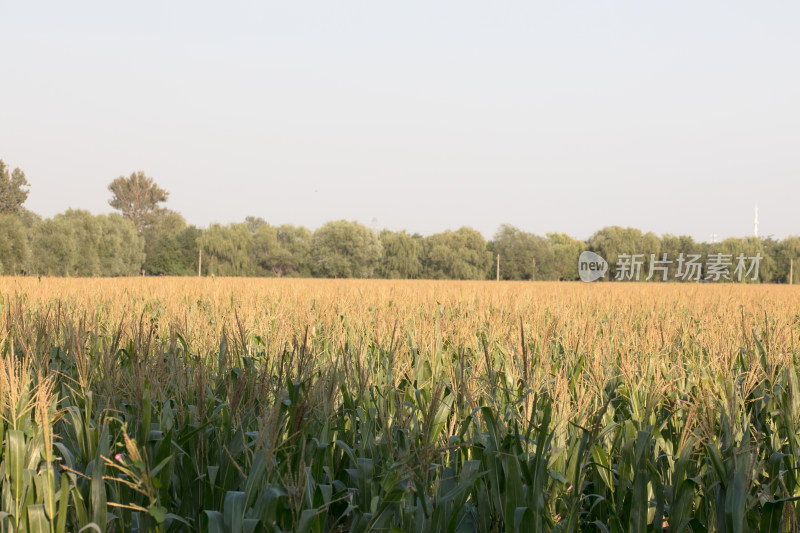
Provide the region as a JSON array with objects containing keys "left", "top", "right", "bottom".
[
  {"left": 311, "top": 220, "right": 382, "bottom": 278},
  {"left": 245, "top": 216, "right": 268, "bottom": 233},
  {"left": 490, "top": 225, "right": 555, "bottom": 280},
  {"left": 378, "top": 230, "right": 422, "bottom": 279},
  {"left": 30, "top": 209, "right": 143, "bottom": 276},
  {"left": 31, "top": 217, "right": 76, "bottom": 276},
  {"left": 0, "top": 160, "right": 30, "bottom": 215},
  {"left": 548, "top": 233, "right": 586, "bottom": 281},
  {"left": 0, "top": 214, "right": 29, "bottom": 274},
  {"left": 141, "top": 210, "right": 187, "bottom": 274},
  {"left": 249, "top": 222, "right": 315, "bottom": 277},
  {"left": 659, "top": 234, "right": 700, "bottom": 280},
  {"left": 108, "top": 171, "right": 169, "bottom": 233},
  {"left": 716, "top": 236, "right": 772, "bottom": 283},
  {"left": 97, "top": 214, "right": 147, "bottom": 276},
  {"left": 147, "top": 225, "right": 202, "bottom": 275},
  {"left": 422, "top": 227, "right": 491, "bottom": 280},
  {"left": 199, "top": 223, "right": 254, "bottom": 276},
  {"left": 588, "top": 226, "right": 660, "bottom": 280},
  {"left": 250, "top": 223, "right": 280, "bottom": 276},
  {"left": 274, "top": 225, "right": 313, "bottom": 277},
  {"left": 769, "top": 236, "right": 800, "bottom": 283}
]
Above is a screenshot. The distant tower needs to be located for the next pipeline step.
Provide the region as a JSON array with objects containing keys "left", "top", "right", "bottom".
[
  {"left": 710, "top": 233, "right": 718, "bottom": 244},
  {"left": 754, "top": 205, "right": 759, "bottom": 237}
]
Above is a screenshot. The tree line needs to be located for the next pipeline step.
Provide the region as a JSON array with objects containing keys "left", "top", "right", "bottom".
[{"left": 2, "top": 160, "right": 799, "bottom": 282}]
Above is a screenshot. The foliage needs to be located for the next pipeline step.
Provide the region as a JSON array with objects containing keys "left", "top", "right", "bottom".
[
  {"left": 311, "top": 220, "right": 382, "bottom": 278},
  {"left": 0, "top": 214, "right": 29, "bottom": 274},
  {"left": 274, "top": 225, "right": 313, "bottom": 277},
  {"left": 108, "top": 171, "right": 169, "bottom": 233},
  {"left": 378, "top": 230, "right": 422, "bottom": 279},
  {"left": 658, "top": 233, "right": 700, "bottom": 279},
  {"left": 716, "top": 236, "right": 773, "bottom": 282},
  {"left": 768, "top": 236, "right": 800, "bottom": 284},
  {"left": 547, "top": 233, "right": 586, "bottom": 281},
  {"left": 248, "top": 222, "right": 315, "bottom": 278},
  {"left": 489, "top": 225, "right": 555, "bottom": 280},
  {"left": 98, "top": 213, "right": 149, "bottom": 276},
  {"left": 423, "top": 227, "right": 491, "bottom": 280},
  {"left": 143, "top": 211, "right": 194, "bottom": 275},
  {"left": 588, "top": 226, "right": 661, "bottom": 268},
  {"left": 0, "top": 160, "right": 30, "bottom": 215},
  {"left": 30, "top": 210, "right": 144, "bottom": 276},
  {"left": 199, "top": 223, "right": 254, "bottom": 276},
  {"left": 249, "top": 223, "right": 280, "bottom": 276},
  {"left": 5, "top": 156, "right": 800, "bottom": 281}
]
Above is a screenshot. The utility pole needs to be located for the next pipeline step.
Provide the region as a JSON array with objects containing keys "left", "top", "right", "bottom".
[
  {"left": 198, "top": 249, "right": 202, "bottom": 277},
  {"left": 496, "top": 254, "right": 500, "bottom": 281}
]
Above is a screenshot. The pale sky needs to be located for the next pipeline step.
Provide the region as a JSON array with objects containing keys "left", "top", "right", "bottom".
[{"left": 1, "top": 2, "right": 798, "bottom": 241}]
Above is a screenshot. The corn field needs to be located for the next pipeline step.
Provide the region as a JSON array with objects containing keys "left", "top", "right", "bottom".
[{"left": 1, "top": 277, "right": 800, "bottom": 532}]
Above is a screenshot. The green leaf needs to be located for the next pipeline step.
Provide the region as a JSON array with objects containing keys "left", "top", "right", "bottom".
[
  {"left": 149, "top": 504, "right": 168, "bottom": 524},
  {"left": 224, "top": 491, "right": 246, "bottom": 533},
  {"left": 204, "top": 510, "right": 225, "bottom": 532},
  {"left": 27, "top": 504, "right": 49, "bottom": 533},
  {"left": 8, "top": 429, "right": 25, "bottom": 501}
]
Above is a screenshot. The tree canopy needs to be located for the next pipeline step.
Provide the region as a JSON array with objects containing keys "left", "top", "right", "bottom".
[
  {"left": 30, "top": 210, "right": 144, "bottom": 276},
  {"left": 199, "top": 223, "right": 254, "bottom": 276},
  {"left": 378, "top": 230, "right": 422, "bottom": 279},
  {"left": 490, "top": 225, "right": 555, "bottom": 281},
  {"left": 311, "top": 220, "right": 382, "bottom": 278},
  {"left": 423, "top": 227, "right": 491, "bottom": 280},
  {"left": 0, "top": 160, "right": 30, "bottom": 215},
  {"left": 0, "top": 214, "right": 29, "bottom": 274},
  {"left": 548, "top": 233, "right": 586, "bottom": 281},
  {"left": 4, "top": 157, "right": 800, "bottom": 282},
  {"left": 108, "top": 171, "right": 169, "bottom": 233}
]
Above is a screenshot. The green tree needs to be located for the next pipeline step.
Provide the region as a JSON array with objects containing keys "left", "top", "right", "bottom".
[
  {"left": 0, "top": 160, "right": 30, "bottom": 215},
  {"left": 199, "top": 223, "right": 254, "bottom": 276},
  {"left": 31, "top": 210, "right": 143, "bottom": 276},
  {"left": 658, "top": 234, "right": 701, "bottom": 280},
  {"left": 245, "top": 216, "right": 268, "bottom": 233},
  {"left": 142, "top": 210, "right": 188, "bottom": 274},
  {"left": 97, "top": 214, "right": 146, "bottom": 276},
  {"left": 174, "top": 226, "right": 203, "bottom": 274},
  {"left": 274, "top": 225, "right": 313, "bottom": 276},
  {"left": 547, "top": 233, "right": 586, "bottom": 281},
  {"left": 146, "top": 225, "right": 202, "bottom": 276},
  {"left": 378, "top": 230, "right": 422, "bottom": 279},
  {"left": 489, "top": 225, "right": 555, "bottom": 280},
  {"left": 589, "top": 226, "right": 660, "bottom": 280},
  {"left": 242, "top": 218, "right": 314, "bottom": 277},
  {"left": 716, "top": 236, "right": 772, "bottom": 283},
  {"left": 31, "top": 217, "right": 76, "bottom": 276},
  {"left": 761, "top": 236, "right": 800, "bottom": 283},
  {"left": 108, "top": 171, "right": 169, "bottom": 233},
  {"left": 0, "top": 214, "right": 29, "bottom": 274},
  {"left": 65, "top": 210, "right": 101, "bottom": 276},
  {"left": 422, "top": 227, "right": 491, "bottom": 280},
  {"left": 311, "top": 220, "right": 382, "bottom": 278},
  {"left": 250, "top": 223, "right": 280, "bottom": 276}
]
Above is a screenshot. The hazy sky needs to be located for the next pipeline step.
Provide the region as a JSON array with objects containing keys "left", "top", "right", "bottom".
[{"left": 1, "top": 2, "right": 798, "bottom": 241}]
